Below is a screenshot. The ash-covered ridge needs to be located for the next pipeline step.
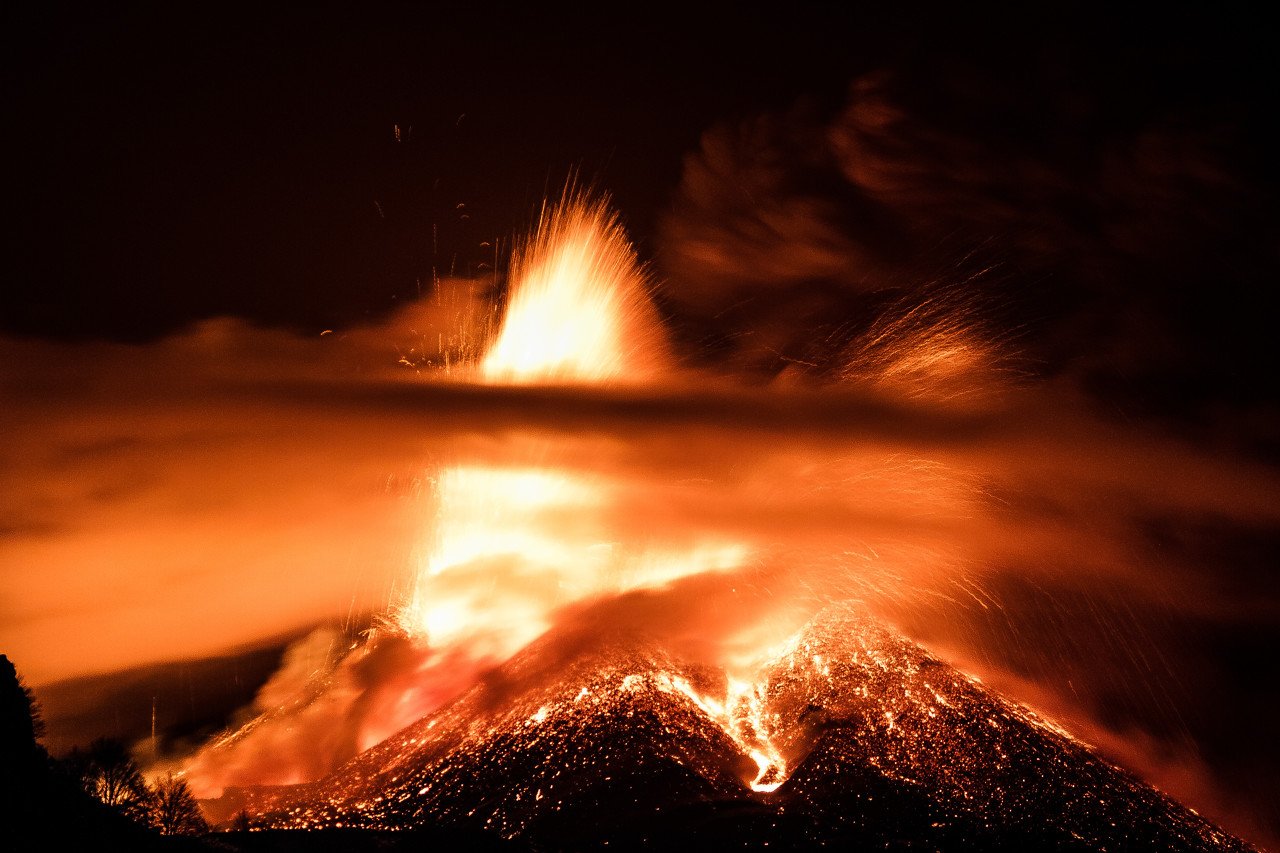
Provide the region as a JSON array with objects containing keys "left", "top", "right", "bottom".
[{"left": 214, "top": 607, "right": 1252, "bottom": 850}]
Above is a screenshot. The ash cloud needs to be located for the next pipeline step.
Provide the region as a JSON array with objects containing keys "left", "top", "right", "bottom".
[
  {"left": 5, "top": 285, "right": 1279, "bottom": 844},
  {"left": 659, "top": 66, "right": 1278, "bottom": 423},
  {"left": 0, "top": 285, "right": 493, "bottom": 686}
]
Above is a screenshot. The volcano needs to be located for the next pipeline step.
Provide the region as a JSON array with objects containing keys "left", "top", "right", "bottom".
[
  {"left": 207, "top": 607, "right": 1248, "bottom": 850},
  {"left": 155, "top": 195, "right": 1266, "bottom": 849}
]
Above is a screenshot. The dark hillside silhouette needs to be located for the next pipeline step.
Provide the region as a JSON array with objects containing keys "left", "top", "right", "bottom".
[
  {"left": 1, "top": 655, "right": 162, "bottom": 850},
  {"left": 2, "top": 653, "right": 506, "bottom": 851}
]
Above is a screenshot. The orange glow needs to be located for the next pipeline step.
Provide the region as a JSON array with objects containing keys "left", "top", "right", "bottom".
[{"left": 395, "top": 194, "right": 745, "bottom": 724}]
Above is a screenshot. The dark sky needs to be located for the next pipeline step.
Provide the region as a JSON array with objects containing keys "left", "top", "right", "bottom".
[
  {"left": 6, "top": 3, "right": 1274, "bottom": 345},
  {"left": 6, "top": 1, "right": 873, "bottom": 338}
]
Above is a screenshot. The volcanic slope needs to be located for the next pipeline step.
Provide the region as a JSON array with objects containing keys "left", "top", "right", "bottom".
[
  {"left": 224, "top": 607, "right": 1251, "bottom": 850},
  {"left": 756, "top": 608, "right": 1249, "bottom": 851}
]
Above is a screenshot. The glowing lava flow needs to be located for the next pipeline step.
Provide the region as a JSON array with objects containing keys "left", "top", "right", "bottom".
[{"left": 663, "top": 673, "right": 787, "bottom": 792}]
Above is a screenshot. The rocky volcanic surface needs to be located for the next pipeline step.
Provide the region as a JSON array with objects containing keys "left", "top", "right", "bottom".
[{"left": 211, "top": 608, "right": 1251, "bottom": 850}]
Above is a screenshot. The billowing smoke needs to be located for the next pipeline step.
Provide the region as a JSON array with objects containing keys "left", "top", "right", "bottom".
[{"left": 659, "top": 67, "right": 1276, "bottom": 414}]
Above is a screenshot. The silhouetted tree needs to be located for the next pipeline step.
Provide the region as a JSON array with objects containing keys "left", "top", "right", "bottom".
[
  {"left": 232, "top": 808, "right": 254, "bottom": 832},
  {"left": 1, "top": 654, "right": 43, "bottom": 763},
  {"left": 149, "top": 772, "right": 208, "bottom": 835},
  {"left": 1, "top": 653, "right": 47, "bottom": 820},
  {"left": 68, "top": 737, "right": 153, "bottom": 822},
  {"left": 2, "top": 656, "right": 160, "bottom": 850}
]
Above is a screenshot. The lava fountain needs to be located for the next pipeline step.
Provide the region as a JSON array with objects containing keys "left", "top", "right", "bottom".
[
  {"left": 395, "top": 191, "right": 769, "bottom": 784},
  {"left": 480, "top": 191, "right": 667, "bottom": 384}
]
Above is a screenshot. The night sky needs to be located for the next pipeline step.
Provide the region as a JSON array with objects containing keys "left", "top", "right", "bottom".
[
  {"left": 8, "top": 5, "right": 1273, "bottom": 352},
  {"left": 8, "top": 2, "right": 885, "bottom": 338},
  {"left": 4, "top": 2, "right": 1279, "bottom": 848}
]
